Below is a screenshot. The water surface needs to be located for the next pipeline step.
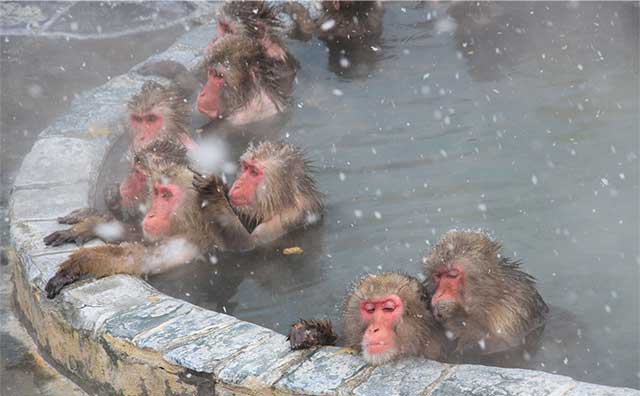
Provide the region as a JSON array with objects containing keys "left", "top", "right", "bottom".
[{"left": 106, "top": 2, "right": 637, "bottom": 388}]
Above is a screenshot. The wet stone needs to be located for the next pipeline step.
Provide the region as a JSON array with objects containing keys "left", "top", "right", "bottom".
[
  {"left": 27, "top": 252, "right": 73, "bottom": 290},
  {"left": 59, "top": 275, "right": 159, "bottom": 335},
  {"left": 13, "top": 137, "right": 105, "bottom": 189},
  {"left": 10, "top": 183, "right": 92, "bottom": 222},
  {"left": 568, "top": 383, "right": 640, "bottom": 396},
  {"left": 431, "top": 365, "right": 575, "bottom": 396},
  {"left": 11, "top": 220, "right": 104, "bottom": 257},
  {"left": 353, "top": 358, "right": 446, "bottom": 396},
  {"left": 133, "top": 49, "right": 202, "bottom": 75},
  {"left": 276, "top": 347, "right": 368, "bottom": 395},
  {"left": 164, "top": 321, "right": 275, "bottom": 373},
  {"left": 215, "top": 332, "right": 306, "bottom": 388},
  {"left": 135, "top": 305, "right": 237, "bottom": 351},
  {"left": 104, "top": 298, "right": 189, "bottom": 341},
  {"left": 173, "top": 23, "right": 217, "bottom": 51}
]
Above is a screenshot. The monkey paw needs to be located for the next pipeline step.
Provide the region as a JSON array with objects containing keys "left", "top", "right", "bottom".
[
  {"left": 45, "top": 269, "right": 79, "bottom": 299},
  {"left": 104, "top": 183, "right": 122, "bottom": 211},
  {"left": 287, "top": 319, "right": 338, "bottom": 350},
  {"left": 192, "top": 172, "right": 226, "bottom": 197},
  {"left": 57, "top": 208, "right": 99, "bottom": 224},
  {"left": 136, "top": 60, "right": 187, "bottom": 79},
  {"left": 43, "top": 228, "right": 94, "bottom": 247}
]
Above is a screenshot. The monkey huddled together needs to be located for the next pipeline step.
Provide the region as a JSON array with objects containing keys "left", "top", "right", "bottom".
[
  {"left": 288, "top": 230, "right": 548, "bottom": 366},
  {"left": 41, "top": 1, "right": 550, "bottom": 372}
]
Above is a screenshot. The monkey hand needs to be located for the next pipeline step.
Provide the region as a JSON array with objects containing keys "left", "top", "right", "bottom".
[
  {"left": 287, "top": 319, "right": 338, "bottom": 350},
  {"left": 57, "top": 208, "right": 100, "bottom": 225},
  {"left": 45, "top": 265, "right": 80, "bottom": 299},
  {"left": 137, "top": 60, "right": 189, "bottom": 80},
  {"left": 193, "top": 172, "right": 228, "bottom": 200},
  {"left": 43, "top": 217, "right": 103, "bottom": 247}
]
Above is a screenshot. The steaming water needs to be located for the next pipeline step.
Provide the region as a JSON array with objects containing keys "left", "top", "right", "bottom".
[{"left": 100, "top": 3, "right": 637, "bottom": 388}]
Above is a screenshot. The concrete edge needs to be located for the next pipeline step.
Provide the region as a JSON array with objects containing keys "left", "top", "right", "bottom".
[{"left": 8, "top": 15, "right": 640, "bottom": 396}]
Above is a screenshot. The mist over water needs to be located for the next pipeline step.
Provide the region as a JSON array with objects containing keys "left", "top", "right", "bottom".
[{"left": 97, "top": 2, "right": 640, "bottom": 388}]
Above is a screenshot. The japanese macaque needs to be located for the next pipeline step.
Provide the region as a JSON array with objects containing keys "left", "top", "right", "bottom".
[
  {"left": 215, "top": 1, "right": 293, "bottom": 63},
  {"left": 288, "top": 319, "right": 338, "bottom": 350},
  {"left": 288, "top": 273, "right": 447, "bottom": 365},
  {"left": 197, "top": 33, "right": 296, "bottom": 125},
  {"left": 138, "top": 2, "right": 298, "bottom": 126},
  {"left": 45, "top": 141, "right": 323, "bottom": 298},
  {"left": 343, "top": 273, "right": 447, "bottom": 365},
  {"left": 281, "top": 1, "right": 384, "bottom": 43},
  {"left": 44, "top": 140, "right": 189, "bottom": 247},
  {"left": 423, "top": 230, "right": 548, "bottom": 357},
  {"left": 44, "top": 82, "right": 195, "bottom": 245},
  {"left": 44, "top": 148, "right": 233, "bottom": 299},
  {"left": 196, "top": 141, "right": 324, "bottom": 249}
]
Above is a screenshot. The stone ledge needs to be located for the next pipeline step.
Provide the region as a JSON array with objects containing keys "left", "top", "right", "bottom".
[{"left": 9, "top": 14, "right": 640, "bottom": 396}]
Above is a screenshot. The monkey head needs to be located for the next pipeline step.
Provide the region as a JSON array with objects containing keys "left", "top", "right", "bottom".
[
  {"left": 216, "top": 1, "right": 281, "bottom": 39},
  {"left": 197, "top": 34, "right": 264, "bottom": 121},
  {"left": 423, "top": 230, "right": 548, "bottom": 352},
  {"left": 343, "top": 273, "right": 445, "bottom": 365},
  {"left": 137, "top": 143, "right": 195, "bottom": 242},
  {"left": 127, "top": 81, "right": 190, "bottom": 150},
  {"left": 119, "top": 140, "right": 188, "bottom": 211},
  {"left": 228, "top": 141, "right": 322, "bottom": 223}
]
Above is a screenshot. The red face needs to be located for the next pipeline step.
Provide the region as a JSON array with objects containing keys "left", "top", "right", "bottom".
[
  {"left": 430, "top": 265, "right": 464, "bottom": 320},
  {"left": 197, "top": 66, "right": 226, "bottom": 120},
  {"left": 360, "top": 294, "right": 404, "bottom": 356},
  {"left": 119, "top": 166, "right": 148, "bottom": 208},
  {"left": 130, "top": 112, "right": 164, "bottom": 149},
  {"left": 142, "top": 182, "right": 184, "bottom": 238},
  {"left": 229, "top": 160, "right": 264, "bottom": 207}
]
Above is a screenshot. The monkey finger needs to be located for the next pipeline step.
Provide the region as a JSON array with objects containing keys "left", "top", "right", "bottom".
[
  {"left": 43, "top": 231, "right": 73, "bottom": 246},
  {"left": 45, "top": 270, "right": 78, "bottom": 299},
  {"left": 74, "top": 234, "right": 94, "bottom": 246},
  {"left": 58, "top": 208, "right": 98, "bottom": 224}
]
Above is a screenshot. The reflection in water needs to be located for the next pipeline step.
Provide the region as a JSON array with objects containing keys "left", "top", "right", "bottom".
[{"left": 99, "top": 2, "right": 638, "bottom": 388}]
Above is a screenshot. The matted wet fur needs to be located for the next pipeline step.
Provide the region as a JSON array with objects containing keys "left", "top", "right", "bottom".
[
  {"left": 287, "top": 319, "right": 338, "bottom": 350},
  {"left": 423, "top": 230, "right": 549, "bottom": 356},
  {"left": 127, "top": 80, "right": 191, "bottom": 142},
  {"left": 205, "top": 34, "right": 295, "bottom": 115},
  {"left": 232, "top": 141, "right": 323, "bottom": 227}
]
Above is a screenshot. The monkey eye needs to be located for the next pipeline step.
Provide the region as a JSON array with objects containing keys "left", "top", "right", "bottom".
[
  {"left": 131, "top": 115, "right": 143, "bottom": 123},
  {"left": 446, "top": 269, "right": 460, "bottom": 279},
  {"left": 161, "top": 190, "right": 173, "bottom": 199},
  {"left": 364, "top": 303, "right": 375, "bottom": 314},
  {"left": 145, "top": 114, "right": 158, "bottom": 123},
  {"left": 382, "top": 301, "right": 396, "bottom": 312},
  {"left": 208, "top": 67, "right": 224, "bottom": 79}
]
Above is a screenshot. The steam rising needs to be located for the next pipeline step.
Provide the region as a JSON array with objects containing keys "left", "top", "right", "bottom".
[
  {"left": 188, "top": 137, "right": 237, "bottom": 176},
  {"left": 142, "top": 237, "right": 199, "bottom": 275}
]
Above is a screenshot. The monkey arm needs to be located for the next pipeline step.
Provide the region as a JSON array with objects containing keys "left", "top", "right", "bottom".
[
  {"left": 278, "top": 2, "right": 316, "bottom": 41},
  {"left": 45, "top": 237, "right": 200, "bottom": 298},
  {"left": 136, "top": 60, "right": 201, "bottom": 98},
  {"left": 43, "top": 214, "right": 142, "bottom": 247},
  {"left": 104, "top": 182, "right": 142, "bottom": 223},
  {"left": 251, "top": 207, "right": 309, "bottom": 245},
  {"left": 193, "top": 172, "right": 256, "bottom": 252}
]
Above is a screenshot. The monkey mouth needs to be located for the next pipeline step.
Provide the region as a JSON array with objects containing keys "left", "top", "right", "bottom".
[
  {"left": 364, "top": 342, "right": 390, "bottom": 354},
  {"left": 229, "top": 196, "right": 249, "bottom": 207}
]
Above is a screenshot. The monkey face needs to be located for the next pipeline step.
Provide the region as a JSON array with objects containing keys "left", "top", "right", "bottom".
[
  {"left": 428, "top": 264, "right": 465, "bottom": 322},
  {"left": 197, "top": 65, "right": 227, "bottom": 119},
  {"left": 130, "top": 111, "right": 165, "bottom": 149},
  {"left": 358, "top": 294, "right": 404, "bottom": 365},
  {"left": 229, "top": 159, "right": 265, "bottom": 208},
  {"left": 142, "top": 181, "right": 185, "bottom": 241}
]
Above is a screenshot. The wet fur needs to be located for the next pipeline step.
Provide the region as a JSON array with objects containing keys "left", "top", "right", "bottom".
[
  {"left": 233, "top": 141, "right": 323, "bottom": 228},
  {"left": 423, "top": 230, "right": 549, "bottom": 355},
  {"left": 287, "top": 319, "right": 338, "bottom": 350},
  {"left": 343, "top": 272, "right": 447, "bottom": 364}
]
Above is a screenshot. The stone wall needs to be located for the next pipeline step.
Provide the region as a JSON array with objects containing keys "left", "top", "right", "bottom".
[{"left": 9, "top": 18, "right": 639, "bottom": 396}]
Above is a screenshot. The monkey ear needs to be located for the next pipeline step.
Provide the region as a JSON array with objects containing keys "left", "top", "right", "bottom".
[{"left": 260, "top": 36, "right": 287, "bottom": 62}]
